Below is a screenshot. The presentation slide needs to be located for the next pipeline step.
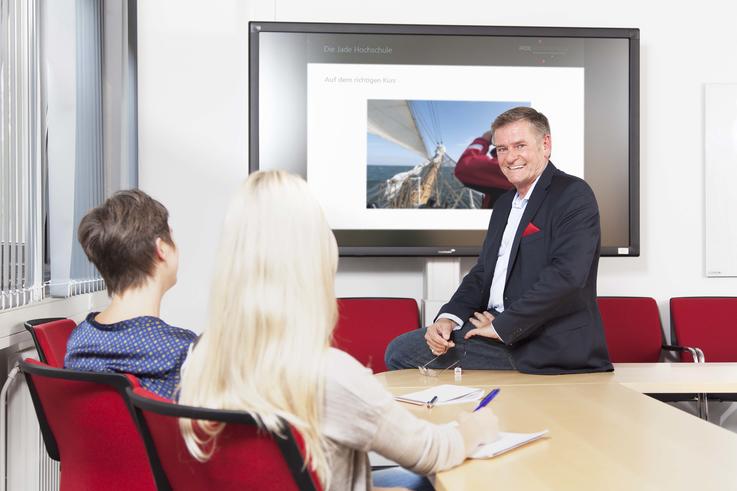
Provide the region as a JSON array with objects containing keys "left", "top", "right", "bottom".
[{"left": 307, "top": 63, "right": 584, "bottom": 230}]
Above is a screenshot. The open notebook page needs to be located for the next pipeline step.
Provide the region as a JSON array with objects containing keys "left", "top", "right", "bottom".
[
  {"left": 394, "top": 384, "right": 484, "bottom": 406},
  {"left": 469, "top": 430, "right": 549, "bottom": 459}
]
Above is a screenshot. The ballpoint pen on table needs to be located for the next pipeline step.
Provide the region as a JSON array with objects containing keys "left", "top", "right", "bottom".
[
  {"left": 426, "top": 395, "right": 438, "bottom": 409},
  {"left": 473, "top": 388, "right": 500, "bottom": 411}
]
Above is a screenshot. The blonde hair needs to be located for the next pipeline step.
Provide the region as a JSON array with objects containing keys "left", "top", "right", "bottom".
[{"left": 178, "top": 170, "right": 338, "bottom": 487}]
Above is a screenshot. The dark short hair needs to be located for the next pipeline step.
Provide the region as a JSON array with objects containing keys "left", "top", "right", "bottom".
[
  {"left": 491, "top": 106, "right": 550, "bottom": 143},
  {"left": 78, "top": 189, "right": 173, "bottom": 296}
]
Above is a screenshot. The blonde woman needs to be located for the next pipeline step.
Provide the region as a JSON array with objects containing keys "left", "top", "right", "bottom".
[{"left": 178, "top": 171, "right": 498, "bottom": 490}]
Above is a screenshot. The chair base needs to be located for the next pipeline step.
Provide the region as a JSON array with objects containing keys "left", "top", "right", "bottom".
[{"left": 648, "top": 393, "right": 710, "bottom": 421}]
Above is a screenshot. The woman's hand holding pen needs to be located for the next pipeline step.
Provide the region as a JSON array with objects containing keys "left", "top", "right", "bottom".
[{"left": 457, "top": 407, "right": 499, "bottom": 455}]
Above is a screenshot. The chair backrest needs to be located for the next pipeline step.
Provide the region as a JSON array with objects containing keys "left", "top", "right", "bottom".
[
  {"left": 20, "top": 358, "right": 156, "bottom": 491},
  {"left": 334, "top": 297, "right": 420, "bottom": 372},
  {"left": 670, "top": 297, "right": 737, "bottom": 362},
  {"left": 24, "top": 318, "right": 77, "bottom": 367},
  {"left": 128, "top": 387, "right": 321, "bottom": 491},
  {"left": 597, "top": 297, "right": 664, "bottom": 362}
]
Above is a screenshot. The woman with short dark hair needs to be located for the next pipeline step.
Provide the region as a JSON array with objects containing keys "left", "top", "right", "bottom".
[{"left": 64, "top": 189, "right": 196, "bottom": 399}]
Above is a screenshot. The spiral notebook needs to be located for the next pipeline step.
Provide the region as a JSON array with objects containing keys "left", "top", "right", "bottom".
[
  {"left": 469, "top": 430, "right": 549, "bottom": 459},
  {"left": 394, "top": 384, "right": 485, "bottom": 406}
]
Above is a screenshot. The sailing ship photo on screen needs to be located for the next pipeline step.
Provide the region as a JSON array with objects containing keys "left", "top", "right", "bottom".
[{"left": 366, "top": 99, "right": 527, "bottom": 210}]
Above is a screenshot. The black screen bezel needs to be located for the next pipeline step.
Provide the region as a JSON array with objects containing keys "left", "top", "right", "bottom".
[{"left": 248, "top": 22, "right": 640, "bottom": 257}]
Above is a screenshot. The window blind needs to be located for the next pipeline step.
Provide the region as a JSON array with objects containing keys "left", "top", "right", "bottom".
[{"left": 0, "top": 0, "right": 43, "bottom": 309}]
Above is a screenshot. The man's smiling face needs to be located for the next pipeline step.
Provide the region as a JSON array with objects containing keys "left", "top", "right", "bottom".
[{"left": 493, "top": 120, "right": 551, "bottom": 196}]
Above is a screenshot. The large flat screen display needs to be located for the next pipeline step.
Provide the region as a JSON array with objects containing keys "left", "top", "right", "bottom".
[{"left": 250, "top": 23, "right": 639, "bottom": 256}]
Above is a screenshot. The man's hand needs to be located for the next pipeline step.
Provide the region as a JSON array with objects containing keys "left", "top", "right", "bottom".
[
  {"left": 464, "top": 311, "right": 500, "bottom": 340},
  {"left": 425, "top": 318, "right": 456, "bottom": 355}
]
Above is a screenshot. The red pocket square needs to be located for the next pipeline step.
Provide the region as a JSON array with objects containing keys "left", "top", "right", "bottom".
[{"left": 522, "top": 222, "right": 541, "bottom": 237}]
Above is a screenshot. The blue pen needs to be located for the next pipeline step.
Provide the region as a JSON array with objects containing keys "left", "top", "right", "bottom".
[{"left": 473, "top": 388, "right": 500, "bottom": 411}]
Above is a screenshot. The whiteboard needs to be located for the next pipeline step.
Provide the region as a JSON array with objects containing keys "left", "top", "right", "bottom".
[{"left": 705, "top": 83, "right": 737, "bottom": 277}]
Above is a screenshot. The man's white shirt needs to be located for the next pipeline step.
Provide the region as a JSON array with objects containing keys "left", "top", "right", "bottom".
[{"left": 437, "top": 171, "right": 544, "bottom": 340}]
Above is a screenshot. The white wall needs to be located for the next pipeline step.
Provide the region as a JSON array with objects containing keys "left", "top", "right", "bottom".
[
  {"left": 138, "top": 0, "right": 253, "bottom": 331},
  {"left": 138, "top": 0, "right": 737, "bottom": 336}
]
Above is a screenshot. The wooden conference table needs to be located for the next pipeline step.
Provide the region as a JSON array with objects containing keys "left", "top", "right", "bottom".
[{"left": 375, "top": 363, "right": 737, "bottom": 490}]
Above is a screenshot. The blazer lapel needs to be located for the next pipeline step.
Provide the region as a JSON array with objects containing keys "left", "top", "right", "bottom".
[
  {"left": 486, "top": 192, "right": 513, "bottom": 264},
  {"left": 505, "top": 162, "right": 557, "bottom": 283},
  {"left": 479, "top": 191, "right": 513, "bottom": 296}
]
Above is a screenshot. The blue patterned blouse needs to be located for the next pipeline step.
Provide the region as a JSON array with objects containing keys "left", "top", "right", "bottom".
[{"left": 64, "top": 312, "right": 197, "bottom": 399}]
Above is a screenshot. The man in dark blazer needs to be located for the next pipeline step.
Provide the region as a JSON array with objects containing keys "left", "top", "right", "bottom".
[{"left": 385, "top": 107, "right": 612, "bottom": 374}]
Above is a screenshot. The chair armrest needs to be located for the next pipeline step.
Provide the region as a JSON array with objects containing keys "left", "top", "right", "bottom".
[
  {"left": 662, "top": 344, "right": 706, "bottom": 363},
  {"left": 23, "top": 317, "right": 66, "bottom": 329}
]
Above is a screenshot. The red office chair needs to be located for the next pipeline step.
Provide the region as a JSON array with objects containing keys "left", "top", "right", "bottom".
[
  {"left": 597, "top": 297, "right": 664, "bottom": 362},
  {"left": 333, "top": 297, "right": 420, "bottom": 373},
  {"left": 20, "top": 359, "right": 156, "bottom": 490},
  {"left": 127, "top": 387, "right": 321, "bottom": 491},
  {"left": 597, "top": 297, "right": 709, "bottom": 419},
  {"left": 670, "top": 297, "right": 737, "bottom": 362},
  {"left": 668, "top": 296, "right": 737, "bottom": 416},
  {"left": 24, "top": 317, "right": 77, "bottom": 367},
  {"left": 597, "top": 297, "right": 702, "bottom": 362}
]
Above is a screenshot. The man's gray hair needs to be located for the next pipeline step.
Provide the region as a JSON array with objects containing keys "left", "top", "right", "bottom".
[{"left": 491, "top": 106, "right": 550, "bottom": 143}]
